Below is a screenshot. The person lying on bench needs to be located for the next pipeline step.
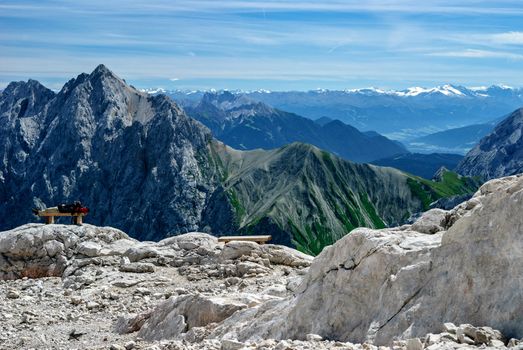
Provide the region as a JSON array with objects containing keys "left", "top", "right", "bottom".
[{"left": 32, "top": 201, "right": 89, "bottom": 215}]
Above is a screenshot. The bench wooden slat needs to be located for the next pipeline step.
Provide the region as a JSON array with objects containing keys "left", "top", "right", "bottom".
[
  {"left": 218, "top": 235, "right": 272, "bottom": 244},
  {"left": 37, "top": 212, "right": 87, "bottom": 225},
  {"left": 37, "top": 213, "right": 86, "bottom": 217}
]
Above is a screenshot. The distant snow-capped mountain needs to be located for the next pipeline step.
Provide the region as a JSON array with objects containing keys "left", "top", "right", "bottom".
[
  {"left": 146, "top": 84, "right": 523, "bottom": 151},
  {"left": 148, "top": 84, "right": 521, "bottom": 99}
]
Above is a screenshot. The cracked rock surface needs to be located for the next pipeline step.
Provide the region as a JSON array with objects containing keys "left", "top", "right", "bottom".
[
  {"left": 210, "top": 174, "right": 523, "bottom": 346},
  {"left": 0, "top": 224, "right": 312, "bottom": 349}
]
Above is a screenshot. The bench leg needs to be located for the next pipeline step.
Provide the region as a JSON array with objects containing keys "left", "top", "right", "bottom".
[
  {"left": 73, "top": 216, "right": 83, "bottom": 225},
  {"left": 45, "top": 216, "right": 54, "bottom": 224}
]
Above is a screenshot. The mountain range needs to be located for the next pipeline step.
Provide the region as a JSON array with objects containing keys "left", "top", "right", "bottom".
[
  {"left": 0, "top": 65, "right": 480, "bottom": 254},
  {"left": 183, "top": 91, "right": 407, "bottom": 163},
  {"left": 166, "top": 85, "right": 523, "bottom": 143}
]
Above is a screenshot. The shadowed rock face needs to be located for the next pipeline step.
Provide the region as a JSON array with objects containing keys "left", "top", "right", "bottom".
[
  {"left": 210, "top": 174, "right": 523, "bottom": 345},
  {"left": 457, "top": 108, "right": 523, "bottom": 180},
  {"left": 0, "top": 65, "right": 218, "bottom": 241}
]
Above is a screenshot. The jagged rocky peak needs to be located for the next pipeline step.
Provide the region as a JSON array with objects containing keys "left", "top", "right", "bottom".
[
  {"left": 2, "top": 78, "right": 53, "bottom": 98},
  {"left": 432, "top": 166, "right": 450, "bottom": 181},
  {"left": 200, "top": 90, "right": 274, "bottom": 117},
  {"left": 0, "top": 65, "right": 215, "bottom": 240},
  {"left": 51, "top": 64, "right": 188, "bottom": 131},
  {"left": 0, "top": 79, "right": 54, "bottom": 120},
  {"left": 62, "top": 64, "right": 162, "bottom": 126},
  {"left": 457, "top": 107, "right": 523, "bottom": 180}
]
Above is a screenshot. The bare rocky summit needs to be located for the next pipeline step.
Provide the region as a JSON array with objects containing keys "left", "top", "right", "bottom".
[{"left": 1, "top": 174, "right": 522, "bottom": 349}]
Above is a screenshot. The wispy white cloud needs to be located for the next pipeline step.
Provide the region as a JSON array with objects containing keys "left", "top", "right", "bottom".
[
  {"left": 3, "top": 1, "right": 523, "bottom": 17},
  {"left": 427, "top": 49, "right": 523, "bottom": 60},
  {"left": 2, "top": 0, "right": 523, "bottom": 90},
  {"left": 169, "top": 78, "right": 179, "bottom": 81},
  {"left": 490, "top": 31, "right": 523, "bottom": 45}
]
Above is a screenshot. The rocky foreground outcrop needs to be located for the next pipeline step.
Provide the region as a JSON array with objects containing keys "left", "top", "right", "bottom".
[
  {"left": 0, "top": 223, "right": 313, "bottom": 349},
  {"left": 1, "top": 174, "right": 523, "bottom": 349},
  {"left": 210, "top": 174, "right": 523, "bottom": 346}
]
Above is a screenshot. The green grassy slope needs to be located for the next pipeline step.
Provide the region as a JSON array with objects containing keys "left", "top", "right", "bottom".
[
  {"left": 406, "top": 170, "right": 481, "bottom": 210},
  {"left": 207, "top": 141, "right": 480, "bottom": 255}
]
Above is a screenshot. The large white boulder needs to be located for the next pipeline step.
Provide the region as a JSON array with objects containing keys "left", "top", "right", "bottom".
[
  {"left": 0, "top": 224, "right": 129, "bottom": 279},
  {"left": 212, "top": 174, "right": 523, "bottom": 345},
  {"left": 137, "top": 294, "right": 248, "bottom": 341}
]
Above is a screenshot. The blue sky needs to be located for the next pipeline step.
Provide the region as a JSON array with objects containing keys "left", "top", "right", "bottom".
[{"left": 1, "top": 0, "right": 523, "bottom": 91}]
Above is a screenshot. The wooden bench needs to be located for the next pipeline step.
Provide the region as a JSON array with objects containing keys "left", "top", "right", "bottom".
[
  {"left": 218, "top": 235, "right": 272, "bottom": 245},
  {"left": 38, "top": 212, "right": 86, "bottom": 225}
]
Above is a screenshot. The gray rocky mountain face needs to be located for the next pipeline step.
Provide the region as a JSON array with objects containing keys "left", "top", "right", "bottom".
[
  {"left": 0, "top": 65, "right": 218, "bottom": 240},
  {"left": 457, "top": 108, "right": 523, "bottom": 180},
  {"left": 0, "top": 79, "right": 55, "bottom": 186}
]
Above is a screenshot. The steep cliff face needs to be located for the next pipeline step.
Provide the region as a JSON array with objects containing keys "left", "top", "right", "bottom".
[
  {"left": 0, "top": 79, "right": 55, "bottom": 191},
  {"left": 457, "top": 108, "right": 523, "bottom": 180},
  {"left": 0, "top": 66, "right": 478, "bottom": 252}
]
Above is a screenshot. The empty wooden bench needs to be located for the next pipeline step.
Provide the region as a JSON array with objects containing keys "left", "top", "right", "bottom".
[
  {"left": 38, "top": 212, "right": 86, "bottom": 225},
  {"left": 218, "top": 235, "right": 272, "bottom": 245}
]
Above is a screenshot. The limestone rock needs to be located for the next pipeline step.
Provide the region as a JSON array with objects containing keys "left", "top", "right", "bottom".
[
  {"left": 137, "top": 294, "right": 247, "bottom": 341},
  {"left": 236, "top": 261, "right": 270, "bottom": 277},
  {"left": 261, "top": 244, "right": 313, "bottom": 267},
  {"left": 6, "top": 289, "right": 20, "bottom": 299},
  {"left": 0, "top": 224, "right": 127, "bottom": 279},
  {"left": 221, "top": 241, "right": 261, "bottom": 261},
  {"left": 443, "top": 323, "right": 458, "bottom": 334},
  {"left": 220, "top": 339, "right": 245, "bottom": 350},
  {"left": 406, "top": 338, "right": 423, "bottom": 350},
  {"left": 124, "top": 246, "right": 159, "bottom": 262},
  {"left": 172, "top": 232, "right": 219, "bottom": 252},
  {"left": 211, "top": 174, "right": 523, "bottom": 345},
  {"left": 77, "top": 241, "right": 102, "bottom": 257},
  {"left": 306, "top": 334, "right": 323, "bottom": 341},
  {"left": 411, "top": 208, "right": 448, "bottom": 234},
  {"left": 115, "top": 311, "right": 153, "bottom": 334},
  {"left": 119, "top": 263, "right": 155, "bottom": 273}
]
